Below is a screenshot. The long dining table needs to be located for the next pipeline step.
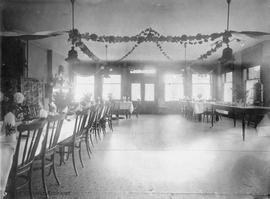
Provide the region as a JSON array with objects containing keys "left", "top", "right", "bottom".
[
  {"left": 0, "top": 115, "right": 75, "bottom": 196},
  {"left": 208, "top": 103, "right": 270, "bottom": 141}
]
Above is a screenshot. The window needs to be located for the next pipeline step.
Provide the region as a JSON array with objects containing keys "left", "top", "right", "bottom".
[
  {"left": 223, "top": 72, "right": 233, "bottom": 102},
  {"left": 164, "top": 74, "right": 184, "bottom": 101},
  {"left": 103, "top": 75, "right": 121, "bottom": 100},
  {"left": 144, "top": 84, "right": 155, "bottom": 101},
  {"left": 131, "top": 83, "right": 141, "bottom": 101},
  {"left": 74, "top": 75, "right": 94, "bottom": 102},
  {"left": 192, "top": 74, "right": 211, "bottom": 100},
  {"left": 245, "top": 66, "right": 261, "bottom": 104}
]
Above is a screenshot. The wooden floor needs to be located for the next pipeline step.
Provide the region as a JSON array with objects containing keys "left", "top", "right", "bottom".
[{"left": 17, "top": 114, "right": 270, "bottom": 199}]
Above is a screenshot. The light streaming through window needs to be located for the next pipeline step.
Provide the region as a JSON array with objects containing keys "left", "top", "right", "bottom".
[
  {"left": 223, "top": 72, "right": 232, "bottom": 102},
  {"left": 192, "top": 74, "right": 211, "bottom": 100},
  {"left": 164, "top": 74, "right": 184, "bottom": 101},
  {"left": 144, "top": 84, "right": 155, "bottom": 101},
  {"left": 246, "top": 65, "right": 261, "bottom": 104},
  {"left": 74, "top": 75, "right": 94, "bottom": 102},
  {"left": 102, "top": 75, "right": 121, "bottom": 100},
  {"left": 131, "top": 83, "right": 141, "bottom": 101}
]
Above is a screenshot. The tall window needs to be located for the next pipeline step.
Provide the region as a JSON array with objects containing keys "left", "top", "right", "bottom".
[
  {"left": 103, "top": 75, "right": 121, "bottom": 100},
  {"left": 74, "top": 75, "right": 94, "bottom": 102},
  {"left": 144, "top": 84, "right": 155, "bottom": 101},
  {"left": 244, "top": 65, "right": 261, "bottom": 104},
  {"left": 131, "top": 83, "right": 141, "bottom": 101},
  {"left": 223, "top": 72, "right": 233, "bottom": 102},
  {"left": 164, "top": 74, "right": 184, "bottom": 101},
  {"left": 192, "top": 74, "right": 211, "bottom": 100}
]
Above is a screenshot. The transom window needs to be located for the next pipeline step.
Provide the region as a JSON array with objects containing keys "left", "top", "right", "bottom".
[
  {"left": 192, "top": 74, "right": 211, "bottom": 100},
  {"left": 102, "top": 75, "right": 121, "bottom": 100},
  {"left": 164, "top": 74, "right": 184, "bottom": 101}
]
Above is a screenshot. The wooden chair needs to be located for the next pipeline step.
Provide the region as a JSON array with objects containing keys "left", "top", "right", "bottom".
[
  {"left": 7, "top": 119, "right": 47, "bottom": 199},
  {"left": 58, "top": 111, "right": 88, "bottom": 176},
  {"left": 33, "top": 114, "right": 65, "bottom": 198}
]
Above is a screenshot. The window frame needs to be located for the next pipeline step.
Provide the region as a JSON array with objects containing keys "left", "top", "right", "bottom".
[
  {"left": 164, "top": 74, "right": 184, "bottom": 101},
  {"left": 192, "top": 74, "right": 211, "bottom": 100},
  {"left": 102, "top": 74, "right": 121, "bottom": 100},
  {"left": 144, "top": 83, "right": 155, "bottom": 101}
]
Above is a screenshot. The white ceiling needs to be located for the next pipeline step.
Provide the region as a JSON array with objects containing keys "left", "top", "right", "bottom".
[{"left": 3, "top": 0, "right": 270, "bottom": 62}]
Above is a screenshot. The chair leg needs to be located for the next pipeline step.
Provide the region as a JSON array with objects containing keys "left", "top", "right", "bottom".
[
  {"left": 78, "top": 143, "right": 84, "bottom": 168},
  {"left": 72, "top": 146, "right": 78, "bottom": 176},
  {"left": 85, "top": 136, "right": 91, "bottom": 159},
  {"left": 89, "top": 132, "right": 95, "bottom": 147},
  {"left": 52, "top": 154, "right": 61, "bottom": 185},
  {"left": 94, "top": 128, "right": 98, "bottom": 142},
  {"left": 29, "top": 166, "right": 34, "bottom": 199},
  {"left": 66, "top": 146, "right": 71, "bottom": 161},
  {"left": 41, "top": 159, "right": 49, "bottom": 198},
  {"left": 97, "top": 127, "right": 102, "bottom": 141}
]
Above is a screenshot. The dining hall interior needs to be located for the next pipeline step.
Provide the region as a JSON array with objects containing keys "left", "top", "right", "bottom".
[{"left": 1, "top": 0, "right": 270, "bottom": 198}]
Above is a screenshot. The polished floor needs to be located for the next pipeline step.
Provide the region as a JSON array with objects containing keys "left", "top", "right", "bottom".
[{"left": 18, "top": 114, "right": 270, "bottom": 199}]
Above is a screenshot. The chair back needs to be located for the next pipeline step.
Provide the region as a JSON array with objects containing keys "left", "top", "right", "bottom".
[
  {"left": 72, "top": 111, "right": 89, "bottom": 141},
  {"left": 42, "top": 114, "right": 65, "bottom": 154},
  {"left": 14, "top": 119, "right": 47, "bottom": 171},
  {"left": 86, "top": 108, "right": 96, "bottom": 129}
]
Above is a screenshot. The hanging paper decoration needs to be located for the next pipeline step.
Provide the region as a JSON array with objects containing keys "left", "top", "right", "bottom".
[
  {"left": 79, "top": 27, "right": 224, "bottom": 44},
  {"left": 67, "top": 27, "right": 231, "bottom": 62},
  {"left": 198, "top": 41, "right": 223, "bottom": 60}
]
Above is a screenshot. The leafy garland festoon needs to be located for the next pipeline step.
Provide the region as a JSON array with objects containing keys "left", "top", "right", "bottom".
[{"left": 68, "top": 28, "right": 228, "bottom": 62}]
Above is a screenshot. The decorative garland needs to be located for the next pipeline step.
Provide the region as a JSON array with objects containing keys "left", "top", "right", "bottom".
[
  {"left": 68, "top": 28, "right": 231, "bottom": 62},
  {"left": 80, "top": 28, "right": 224, "bottom": 44},
  {"left": 198, "top": 41, "right": 223, "bottom": 60}
]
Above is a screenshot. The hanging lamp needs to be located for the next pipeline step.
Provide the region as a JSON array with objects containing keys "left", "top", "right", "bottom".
[
  {"left": 65, "top": 0, "right": 80, "bottom": 64},
  {"left": 219, "top": 0, "right": 235, "bottom": 64}
]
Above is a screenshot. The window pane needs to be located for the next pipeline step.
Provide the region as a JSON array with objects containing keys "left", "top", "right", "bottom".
[
  {"left": 164, "top": 74, "right": 183, "bottom": 84},
  {"left": 224, "top": 82, "right": 232, "bottom": 102},
  {"left": 103, "top": 75, "right": 121, "bottom": 84},
  {"left": 165, "top": 84, "right": 184, "bottom": 101},
  {"left": 103, "top": 75, "right": 121, "bottom": 100},
  {"left": 248, "top": 65, "right": 260, "bottom": 79},
  {"left": 131, "top": 83, "right": 141, "bottom": 101},
  {"left": 246, "top": 79, "right": 259, "bottom": 104},
  {"left": 74, "top": 75, "right": 94, "bottom": 102},
  {"left": 192, "top": 74, "right": 210, "bottom": 84},
  {"left": 225, "top": 72, "right": 232, "bottom": 82},
  {"left": 102, "top": 84, "right": 121, "bottom": 100},
  {"left": 145, "top": 84, "right": 155, "bottom": 101},
  {"left": 192, "top": 84, "right": 211, "bottom": 100}
]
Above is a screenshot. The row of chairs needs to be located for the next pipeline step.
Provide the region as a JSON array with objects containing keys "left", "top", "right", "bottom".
[{"left": 6, "top": 104, "right": 113, "bottom": 199}]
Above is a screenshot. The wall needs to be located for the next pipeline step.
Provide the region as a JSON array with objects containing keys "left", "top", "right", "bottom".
[
  {"left": 28, "top": 42, "right": 67, "bottom": 83},
  {"left": 28, "top": 42, "right": 48, "bottom": 82}
]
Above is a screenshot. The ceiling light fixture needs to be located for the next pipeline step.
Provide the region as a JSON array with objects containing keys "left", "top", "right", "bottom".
[{"left": 219, "top": 0, "right": 235, "bottom": 64}]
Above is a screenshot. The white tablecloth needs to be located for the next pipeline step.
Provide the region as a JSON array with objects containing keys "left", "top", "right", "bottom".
[
  {"left": 193, "top": 102, "right": 206, "bottom": 114},
  {"left": 115, "top": 101, "right": 134, "bottom": 113}
]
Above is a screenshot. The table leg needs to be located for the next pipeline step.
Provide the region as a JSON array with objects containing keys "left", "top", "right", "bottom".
[
  {"left": 211, "top": 106, "right": 214, "bottom": 127},
  {"left": 233, "top": 110, "right": 236, "bottom": 127},
  {"left": 242, "top": 112, "right": 246, "bottom": 141}
]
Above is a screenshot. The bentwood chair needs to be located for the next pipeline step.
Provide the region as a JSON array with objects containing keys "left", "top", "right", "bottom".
[
  {"left": 33, "top": 114, "right": 65, "bottom": 199},
  {"left": 58, "top": 111, "right": 88, "bottom": 176},
  {"left": 7, "top": 119, "right": 47, "bottom": 199}
]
